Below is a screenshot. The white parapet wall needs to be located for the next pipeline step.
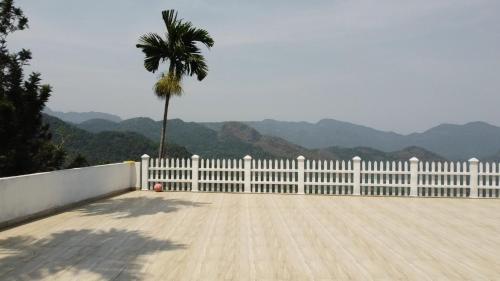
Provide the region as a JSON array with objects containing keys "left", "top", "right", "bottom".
[{"left": 0, "top": 162, "right": 140, "bottom": 228}]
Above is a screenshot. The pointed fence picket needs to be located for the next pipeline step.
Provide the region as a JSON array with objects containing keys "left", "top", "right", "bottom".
[
  {"left": 305, "top": 160, "right": 354, "bottom": 195},
  {"left": 361, "top": 160, "right": 411, "bottom": 196},
  {"left": 418, "top": 161, "right": 470, "bottom": 197},
  {"left": 198, "top": 158, "right": 245, "bottom": 192},
  {"left": 141, "top": 154, "right": 500, "bottom": 198},
  {"left": 147, "top": 157, "right": 192, "bottom": 191},
  {"left": 252, "top": 159, "right": 298, "bottom": 193},
  {"left": 478, "top": 162, "right": 500, "bottom": 198}
]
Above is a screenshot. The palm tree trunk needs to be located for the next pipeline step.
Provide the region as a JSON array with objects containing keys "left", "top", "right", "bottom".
[{"left": 158, "top": 94, "right": 171, "bottom": 158}]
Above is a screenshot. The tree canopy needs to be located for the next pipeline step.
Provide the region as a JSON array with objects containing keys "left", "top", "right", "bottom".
[
  {"left": 136, "top": 10, "right": 214, "bottom": 79},
  {"left": 0, "top": 0, "right": 65, "bottom": 176}
]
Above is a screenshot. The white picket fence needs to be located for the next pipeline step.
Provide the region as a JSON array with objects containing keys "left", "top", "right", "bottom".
[{"left": 140, "top": 155, "right": 500, "bottom": 198}]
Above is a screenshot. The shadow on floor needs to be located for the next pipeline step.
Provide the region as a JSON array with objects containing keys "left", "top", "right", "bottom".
[
  {"left": 0, "top": 228, "right": 185, "bottom": 280},
  {"left": 76, "top": 196, "right": 210, "bottom": 219}
]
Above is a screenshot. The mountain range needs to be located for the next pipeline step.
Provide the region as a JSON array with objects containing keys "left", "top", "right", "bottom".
[
  {"left": 43, "top": 107, "right": 122, "bottom": 124},
  {"left": 205, "top": 119, "right": 500, "bottom": 160},
  {"left": 73, "top": 117, "right": 443, "bottom": 162},
  {"left": 45, "top": 110, "right": 500, "bottom": 162}
]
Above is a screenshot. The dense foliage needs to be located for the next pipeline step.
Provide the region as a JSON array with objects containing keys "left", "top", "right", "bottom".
[
  {"left": 44, "top": 114, "right": 191, "bottom": 165},
  {"left": 65, "top": 154, "right": 89, "bottom": 169},
  {"left": 0, "top": 0, "right": 65, "bottom": 177}
]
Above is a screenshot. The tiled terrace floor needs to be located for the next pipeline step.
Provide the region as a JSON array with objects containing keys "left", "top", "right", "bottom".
[{"left": 1, "top": 191, "right": 499, "bottom": 280}]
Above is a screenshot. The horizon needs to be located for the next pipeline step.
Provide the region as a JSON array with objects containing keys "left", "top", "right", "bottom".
[{"left": 11, "top": 0, "right": 500, "bottom": 134}]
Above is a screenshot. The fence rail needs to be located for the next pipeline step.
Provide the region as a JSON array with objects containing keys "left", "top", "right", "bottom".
[{"left": 141, "top": 154, "right": 500, "bottom": 198}]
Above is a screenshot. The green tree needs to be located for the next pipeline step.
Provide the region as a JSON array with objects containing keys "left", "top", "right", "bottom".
[
  {"left": 0, "top": 0, "right": 65, "bottom": 177},
  {"left": 136, "top": 10, "right": 214, "bottom": 158},
  {"left": 65, "top": 154, "right": 89, "bottom": 169}
]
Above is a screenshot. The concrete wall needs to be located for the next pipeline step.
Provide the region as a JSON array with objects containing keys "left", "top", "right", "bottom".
[{"left": 0, "top": 162, "right": 140, "bottom": 228}]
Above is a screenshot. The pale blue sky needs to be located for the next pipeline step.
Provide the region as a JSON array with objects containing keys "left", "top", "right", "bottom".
[{"left": 9, "top": 0, "right": 500, "bottom": 133}]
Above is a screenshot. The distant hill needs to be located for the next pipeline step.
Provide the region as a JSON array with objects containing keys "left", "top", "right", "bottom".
[
  {"left": 403, "top": 122, "right": 500, "bottom": 161},
  {"left": 76, "top": 118, "right": 445, "bottom": 161},
  {"left": 220, "top": 122, "right": 445, "bottom": 162},
  {"left": 204, "top": 119, "right": 500, "bottom": 160},
  {"left": 219, "top": 122, "right": 311, "bottom": 159},
  {"left": 388, "top": 146, "right": 447, "bottom": 162},
  {"left": 78, "top": 117, "right": 272, "bottom": 159},
  {"left": 484, "top": 151, "right": 500, "bottom": 162},
  {"left": 43, "top": 107, "right": 122, "bottom": 123},
  {"left": 312, "top": 146, "right": 446, "bottom": 162},
  {"left": 43, "top": 115, "right": 190, "bottom": 165},
  {"left": 205, "top": 119, "right": 403, "bottom": 151}
]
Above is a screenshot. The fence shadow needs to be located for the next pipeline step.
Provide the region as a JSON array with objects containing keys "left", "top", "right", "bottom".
[
  {"left": 0, "top": 228, "right": 185, "bottom": 280},
  {"left": 76, "top": 196, "right": 210, "bottom": 218}
]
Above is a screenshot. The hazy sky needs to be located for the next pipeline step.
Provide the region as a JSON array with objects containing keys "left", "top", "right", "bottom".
[{"left": 9, "top": 0, "right": 500, "bottom": 133}]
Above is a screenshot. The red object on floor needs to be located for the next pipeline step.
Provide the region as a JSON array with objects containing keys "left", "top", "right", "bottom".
[{"left": 154, "top": 183, "right": 163, "bottom": 192}]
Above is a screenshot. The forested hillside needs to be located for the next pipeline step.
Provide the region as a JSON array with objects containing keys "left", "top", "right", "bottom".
[
  {"left": 78, "top": 118, "right": 273, "bottom": 159},
  {"left": 74, "top": 117, "right": 446, "bottom": 162},
  {"left": 43, "top": 115, "right": 190, "bottom": 165}
]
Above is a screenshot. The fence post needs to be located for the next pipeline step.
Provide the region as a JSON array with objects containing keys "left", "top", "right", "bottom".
[
  {"left": 191, "top": 155, "right": 199, "bottom": 192},
  {"left": 141, "top": 154, "right": 150, "bottom": 191},
  {"left": 468, "top": 158, "right": 479, "bottom": 198},
  {"left": 409, "top": 157, "right": 419, "bottom": 197},
  {"left": 244, "top": 155, "right": 252, "bottom": 193},
  {"left": 297, "top": 156, "right": 305, "bottom": 194},
  {"left": 352, "top": 156, "right": 361, "bottom": 195}
]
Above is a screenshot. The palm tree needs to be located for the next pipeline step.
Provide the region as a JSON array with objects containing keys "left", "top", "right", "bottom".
[{"left": 136, "top": 10, "right": 214, "bottom": 158}]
